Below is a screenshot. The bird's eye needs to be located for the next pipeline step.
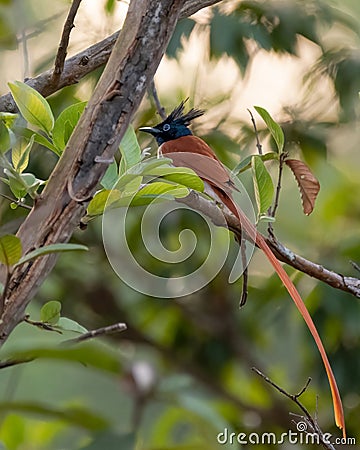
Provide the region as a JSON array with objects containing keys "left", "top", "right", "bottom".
[{"left": 163, "top": 124, "right": 170, "bottom": 132}]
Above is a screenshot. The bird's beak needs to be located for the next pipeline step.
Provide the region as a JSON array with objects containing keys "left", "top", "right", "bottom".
[{"left": 139, "top": 126, "right": 160, "bottom": 135}]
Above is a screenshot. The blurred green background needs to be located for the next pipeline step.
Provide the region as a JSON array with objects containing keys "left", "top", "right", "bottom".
[{"left": 0, "top": 0, "right": 359, "bottom": 449}]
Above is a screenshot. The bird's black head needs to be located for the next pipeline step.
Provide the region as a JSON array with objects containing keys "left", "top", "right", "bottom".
[{"left": 139, "top": 100, "right": 205, "bottom": 145}]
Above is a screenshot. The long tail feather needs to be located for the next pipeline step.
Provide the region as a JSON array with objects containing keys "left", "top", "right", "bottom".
[
  {"left": 224, "top": 194, "right": 346, "bottom": 437},
  {"left": 256, "top": 230, "right": 345, "bottom": 436},
  {"left": 159, "top": 140, "right": 345, "bottom": 435}
]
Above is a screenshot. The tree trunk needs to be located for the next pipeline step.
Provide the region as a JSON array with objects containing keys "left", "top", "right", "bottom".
[{"left": 0, "top": 0, "right": 187, "bottom": 346}]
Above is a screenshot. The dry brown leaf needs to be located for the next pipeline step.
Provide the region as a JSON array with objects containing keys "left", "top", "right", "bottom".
[{"left": 285, "top": 159, "right": 320, "bottom": 215}]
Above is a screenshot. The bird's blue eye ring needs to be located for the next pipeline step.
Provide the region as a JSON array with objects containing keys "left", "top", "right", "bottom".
[{"left": 163, "top": 124, "right": 170, "bottom": 131}]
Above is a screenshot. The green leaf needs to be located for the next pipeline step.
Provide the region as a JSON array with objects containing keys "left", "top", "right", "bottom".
[
  {"left": 0, "top": 112, "right": 18, "bottom": 128},
  {"left": 22, "top": 172, "right": 45, "bottom": 197},
  {"left": 0, "top": 119, "right": 11, "bottom": 153},
  {"left": 166, "top": 18, "right": 196, "bottom": 57},
  {"left": 99, "top": 157, "right": 175, "bottom": 201},
  {"left": 0, "top": 414, "right": 26, "bottom": 450},
  {"left": 57, "top": 317, "right": 88, "bottom": 334},
  {"left": 233, "top": 152, "right": 278, "bottom": 175},
  {"left": 90, "top": 159, "right": 202, "bottom": 212},
  {"left": 113, "top": 173, "right": 142, "bottom": 192},
  {"left": 105, "top": 0, "right": 116, "bottom": 14},
  {"left": 127, "top": 157, "right": 173, "bottom": 176},
  {"left": 8, "top": 81, "right": 54, "bottom": 134},
  {"left": 20, "top": 172, "right": 36, "bottom": 187},
  {"left": 7, "top": 343, "right": 122, "bottom": 374},
  {"left": 254, "top": 106, "right": 285, "bottom": 153},
  {"left": 118, "top": 156, "right": 127, "bottom": 176},
  {"left": 0, "top": 234, "right": 22, "bottom": 266},
  {"left": 40, "top": 300, "right": 61, "bottom": 325},
  {"left": 119, "top": 126, "right": 141, "bottom": 169},
  {"left": 8, "top": 175, "right": 27, "bottom": 199},
  {"left": 15, "top": 127, "right": 59, "bottom": 155},
  {"left": 210, "top": 10, "right": 250, "bottom": 75},
  {"left": 12, "top": 134, "right": 35, "bottom": 173},
  {"left": 16, "top": 243, "right": 88, "bottom": 266},
  {"left": 112, "top": 156, "right": 173, "bottom": 189},
  {"left": 6, "top": 171, "right": 44, "bottom": 199},
  {"left": 119, "top": 175, "right": 142, "bottom": 196},
  {"left": 131, "top": 182, "right": 189, "bottom": 206},
  {"left": 53, "top": 101, "right": 87, "bottom": 152},
  {"left": 146, "top": 166, "right": 204, "bottom": 192},
  {"left": 87, "top": 189, "right": 121, "bottom": 217},
  {"left": 100, "top": 161, "right": 118, "bottom": 189},
  {"left": 107, "top": 181, "right": 189, "bottom": 208},
  {"left": 251, "top": 155, "right": 274, "bottom": 216},
  {"left": 0, "top": 401, "right": 108, "bottom": 431}
]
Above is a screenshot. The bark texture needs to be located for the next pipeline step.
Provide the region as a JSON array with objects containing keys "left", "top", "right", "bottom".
[
  {"left": 0, "top": 0, "right": 187, "bottom": 345},
  {"left": 0, "top": 0, "right": 222, "bottom": 113}
]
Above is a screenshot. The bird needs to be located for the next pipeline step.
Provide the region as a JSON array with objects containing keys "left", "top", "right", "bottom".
[{"left": 139, "top": 100, "right": 345, "bottom": 437}]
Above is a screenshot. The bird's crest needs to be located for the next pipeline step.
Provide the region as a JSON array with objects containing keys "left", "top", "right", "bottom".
[{"left": 164, "top": 99, "right": 205, "bottom": 126}]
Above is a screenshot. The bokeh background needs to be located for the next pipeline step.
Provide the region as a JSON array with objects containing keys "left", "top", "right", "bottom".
[{"left": 0, "top": 0, "right": 359, "bottom": 448}]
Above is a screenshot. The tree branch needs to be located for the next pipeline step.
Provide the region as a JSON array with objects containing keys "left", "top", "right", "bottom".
[
  {"left": 63, "top": 322, "right": 127, "bottom": 344},
  {"left": 0, "top": 0, "right": 222, "bottom": 113},
  {"left": 178, "top": 190, "right": 360, "bottom": 298},
  {"left": 148, "top": 80, "right": 167, "bottom": 120},
  {"left": 270, "top": 152, "right": 286, "bottom": 219},
  {"left": 0, "top": 322, "right": 127, "bottom": 370},
  {"left": 252, "top": 367, "right": 337, "bottom": 450},
  {"left": 0, "top": 0, "right": 188, "bottom": 346},
  {"left": 247, "top": 108, "right": 263, "bottom": 155},
  {"left": 52, "top": 0, "right": 83, "bottom": 84},
  {"left": 0, "top": 30, "right": 117, "bottom": 112},
  {"left": 181, "top": 0, "right": 222, "bottom": 17},
  {"left": 266, "top": 233, "right": 360, "bottom": 298}
]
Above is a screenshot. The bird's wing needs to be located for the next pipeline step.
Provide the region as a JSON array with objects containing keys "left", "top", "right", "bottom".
[{"left": 161, "top": 135, "right": 236, "bottom": 195}]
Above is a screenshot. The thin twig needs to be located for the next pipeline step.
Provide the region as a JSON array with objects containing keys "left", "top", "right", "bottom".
[
  {"left": 24, "top": 315, "right": 63, "bottom": 334},
  {"left": 247, "top": 108, "right": 280, "bottom": 234},
  {"left": 295, "top": 377, "right": 312, "bottom": 398},
  {"left": 178, "top": 189, "right": 360, "bottom": 298},
  {"left": 17, "top": 12, "right": 64, "bottom": 44},
  {"left": 252, "top": 367, "right": 337, "bottom": 450},
  {"left": 0, "top": 357, "right": 34, "bottom": 370},
  {"left": 350, "top": 260, "right": 360, "bottom": 273},
  {"left": 21, "top": 30, "right": 30, "bottom": 80},
  {"left": 63, "top": 322, "right": 127, "bottom": 345},
  {"left": 52, "top": 0, "right": 83, "bottom": 84},
  {"left": 0, "top": 0, "right": 223, "bottom": 113},
  {"left": 0, "top": 322, "right": 127, "bottom": 371},
  {"left": 0, "top": 193, "right": 32, "bottom": 210},
  {"left": 247, "top": 108, "right": 263, "bottom": 155},
  {"left": 270, "top": 152, "right": 286, "bottom": 219},
  {"left": 239, "top": 238, "right": 248, "bottom": 307},
  {"left": 180, "top": 0, "right": 222, "bottom": 16},
  {"left": 148, "top": 80, "right": 167, "bottom": 120}
]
